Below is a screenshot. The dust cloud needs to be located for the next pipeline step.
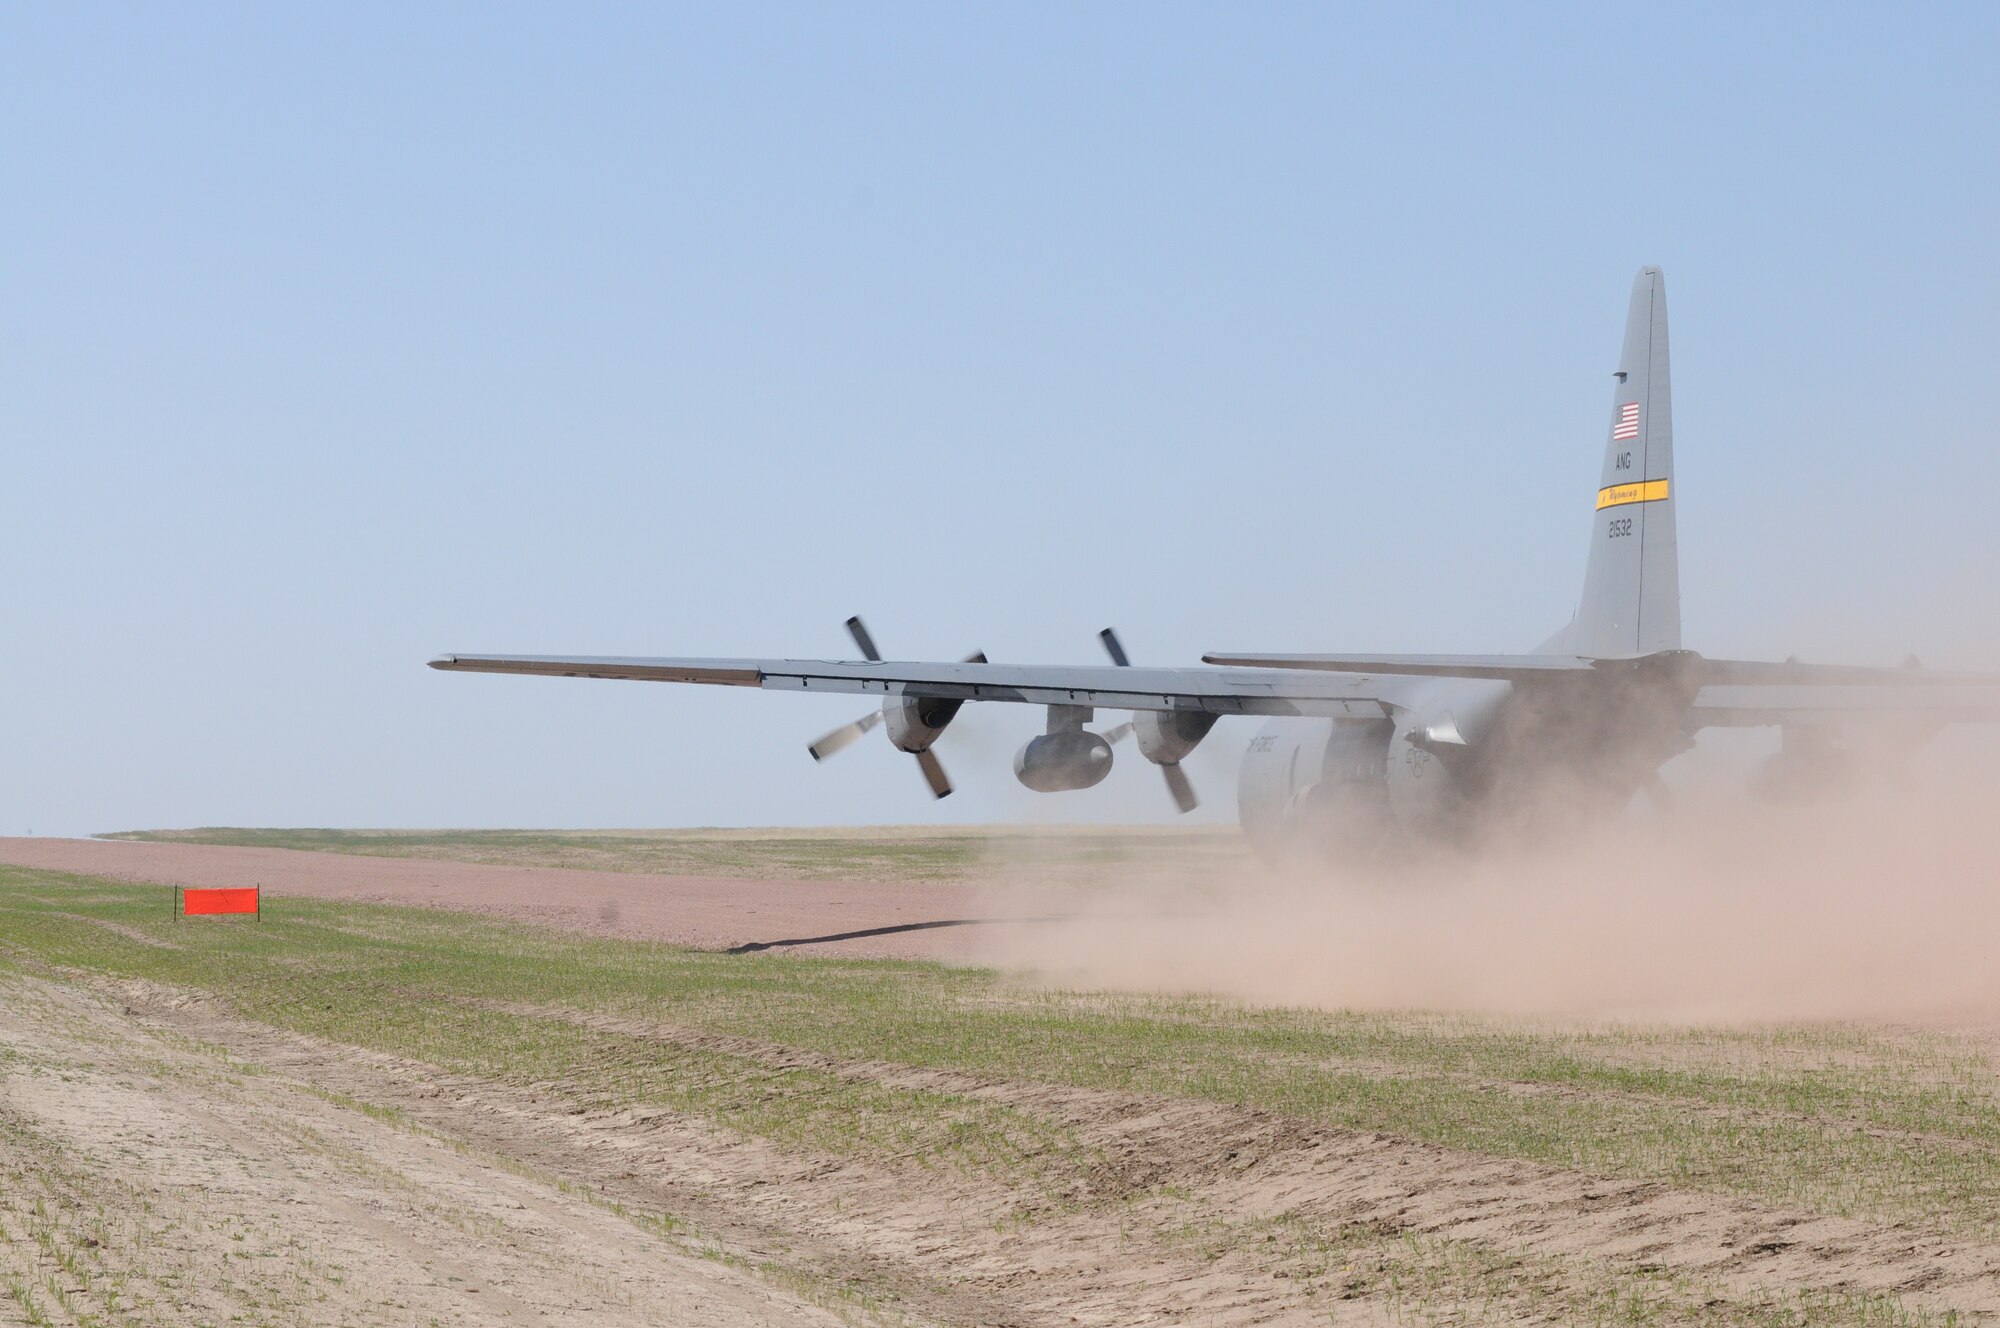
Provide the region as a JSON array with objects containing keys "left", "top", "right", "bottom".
[{"left": 975, "top": 759, "right": 2000, "bottom": 1023}]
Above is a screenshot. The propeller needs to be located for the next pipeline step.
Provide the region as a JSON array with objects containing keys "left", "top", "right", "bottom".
[
  {"left": 1098, "top": 627, "right": 1199, "bottom": 814},
  {"left": 806, "top": 616, "right": 981, "bottom": 800}
]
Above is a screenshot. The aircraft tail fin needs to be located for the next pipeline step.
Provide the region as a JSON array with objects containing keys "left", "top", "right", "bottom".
[{"left": 1568, "top": 266, "right": 1680, "bottom": 659}]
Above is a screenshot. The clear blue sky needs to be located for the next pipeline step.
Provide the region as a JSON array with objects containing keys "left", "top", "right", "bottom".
[{"left": 5, "top": 4, "right": 1996, "bottom": 835}]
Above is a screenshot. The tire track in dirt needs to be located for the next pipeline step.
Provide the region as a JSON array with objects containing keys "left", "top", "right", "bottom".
[
  {"left": 0, "top": 974, "right": 856, "bottom": 1328},
  {"left": 101, "top": 977, "right": 2000, "bottom": 1325}
]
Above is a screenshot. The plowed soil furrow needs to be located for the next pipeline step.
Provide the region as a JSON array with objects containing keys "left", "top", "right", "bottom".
[
  {"left": 452, "top": 995, "right": 2000, "bottom": 1312},
  {"left": 469, "top": 993, "right": 2000, "bottom": 1171}
]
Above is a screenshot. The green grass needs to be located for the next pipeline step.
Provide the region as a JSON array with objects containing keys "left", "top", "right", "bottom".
[
  {"left": 98, "top": 825, "right": 1249, "bottom": 884},
  {"left": 5, "top": 865, "right": 2000, "bottom": 1239}
]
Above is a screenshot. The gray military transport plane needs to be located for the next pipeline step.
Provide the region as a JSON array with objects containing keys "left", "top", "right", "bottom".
[{"left": 432, "top": 269, "right": 2000, "bottom": 850}]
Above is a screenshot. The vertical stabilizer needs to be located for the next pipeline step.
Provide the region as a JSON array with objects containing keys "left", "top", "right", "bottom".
[{"left": 1570, "top": 267, "right": 1679, "bottom": 658}]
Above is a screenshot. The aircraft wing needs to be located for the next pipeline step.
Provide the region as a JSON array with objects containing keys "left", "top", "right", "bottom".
[
  {"left": 1200, "top": 652, "right": 1595, "bottom": 680},
  {"left": 427, "top": 653, "right": 1413, "bottom": 718},
  {"left": 430, "top": 650, "right": 2000, "bottom": 727}
]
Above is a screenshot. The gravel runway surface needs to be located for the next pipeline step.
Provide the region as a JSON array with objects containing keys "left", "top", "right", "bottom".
[{"left": 0, "top": 837, "right": 1036, "bottom": 959}]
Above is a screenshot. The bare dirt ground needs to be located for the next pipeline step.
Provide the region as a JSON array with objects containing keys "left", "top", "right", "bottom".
[
  {"left": 0, "top": 974, "right": 853, "bottom": 1326},
  {"left": 0, "top": 837, "right": 1022, "bottom": 959}
]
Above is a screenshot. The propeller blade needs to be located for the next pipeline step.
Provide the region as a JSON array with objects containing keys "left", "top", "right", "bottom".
[
  {"left": 808, "top": 708, "right": 882, "bottom": 762},
  {"left": 846, "top": 616, "right": 883, "bottom": 662},
  {"left": 1100, "top": 722, "right": 1134, "bottom": 744},
  {"left": 913, "top": 747, "right": 953, "bottom": 799},
  {"left": 1100, "top": 631, "right": 1192, "bottom": 807}
]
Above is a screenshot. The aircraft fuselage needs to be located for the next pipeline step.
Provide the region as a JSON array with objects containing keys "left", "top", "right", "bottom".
[{"left": 1237, "top": 655, "right": 1702, "bottom": 852}]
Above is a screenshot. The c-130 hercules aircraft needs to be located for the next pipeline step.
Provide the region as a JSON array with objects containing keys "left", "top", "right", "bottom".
[{"left": 433, "top": 269, "right": 2000, "bottom": 848}]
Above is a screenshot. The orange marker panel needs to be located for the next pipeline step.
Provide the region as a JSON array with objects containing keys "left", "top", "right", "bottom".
[{"left": 182, "top": 887, "right": 260, "bottom": 916}]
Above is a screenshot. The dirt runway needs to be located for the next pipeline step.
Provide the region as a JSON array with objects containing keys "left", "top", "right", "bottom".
[
  {"left": 0, "top": 836, "right": 1026, "bottom": 959},
  {"left": 13, "top": 833, "right": 2000, "bottom": 1323}
]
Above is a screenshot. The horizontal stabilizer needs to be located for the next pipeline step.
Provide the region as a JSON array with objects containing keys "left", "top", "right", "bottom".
[
  {"left": 1694, "top": 658, "right": 2000, "bottom": 687},
  {"left": 1200, "top": 651, "right": 2000, "bottom": 690}
]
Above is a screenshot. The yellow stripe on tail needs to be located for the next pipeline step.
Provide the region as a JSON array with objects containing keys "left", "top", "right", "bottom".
[{"left": 1596, "top": 479, "right": 1670, "bottom": 510}]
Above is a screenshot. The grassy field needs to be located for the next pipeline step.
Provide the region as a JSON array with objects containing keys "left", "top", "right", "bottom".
[
  {"left": 3, "top": 864, "right": 1997, "bottom": 1324},
  {"left": 101, "top": 824, "right": 1252, "bottom": 884}
]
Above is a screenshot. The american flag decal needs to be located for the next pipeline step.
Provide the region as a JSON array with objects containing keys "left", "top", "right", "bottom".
[{"left": 1612, "top": 402, "right": 1640, "bottom": 440}]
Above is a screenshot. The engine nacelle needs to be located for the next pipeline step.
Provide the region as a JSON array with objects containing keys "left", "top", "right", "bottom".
[
  {"left": 1133, "top": 710, "right": 1219, "bottom": 766},
  {"left": 1746, "top": 723, "right": 1856, "bottom": 804},
  {"left": 1013, "top": 730, "right": 1114, "bottom": 792},
  {"left": 884, "top": 696, "right": 963, "bottom": 754}
]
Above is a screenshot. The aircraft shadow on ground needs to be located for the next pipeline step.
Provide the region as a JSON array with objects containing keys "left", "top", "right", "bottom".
[{"left": 725, "top": 915, "right": 1071, "bottom": 954}]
